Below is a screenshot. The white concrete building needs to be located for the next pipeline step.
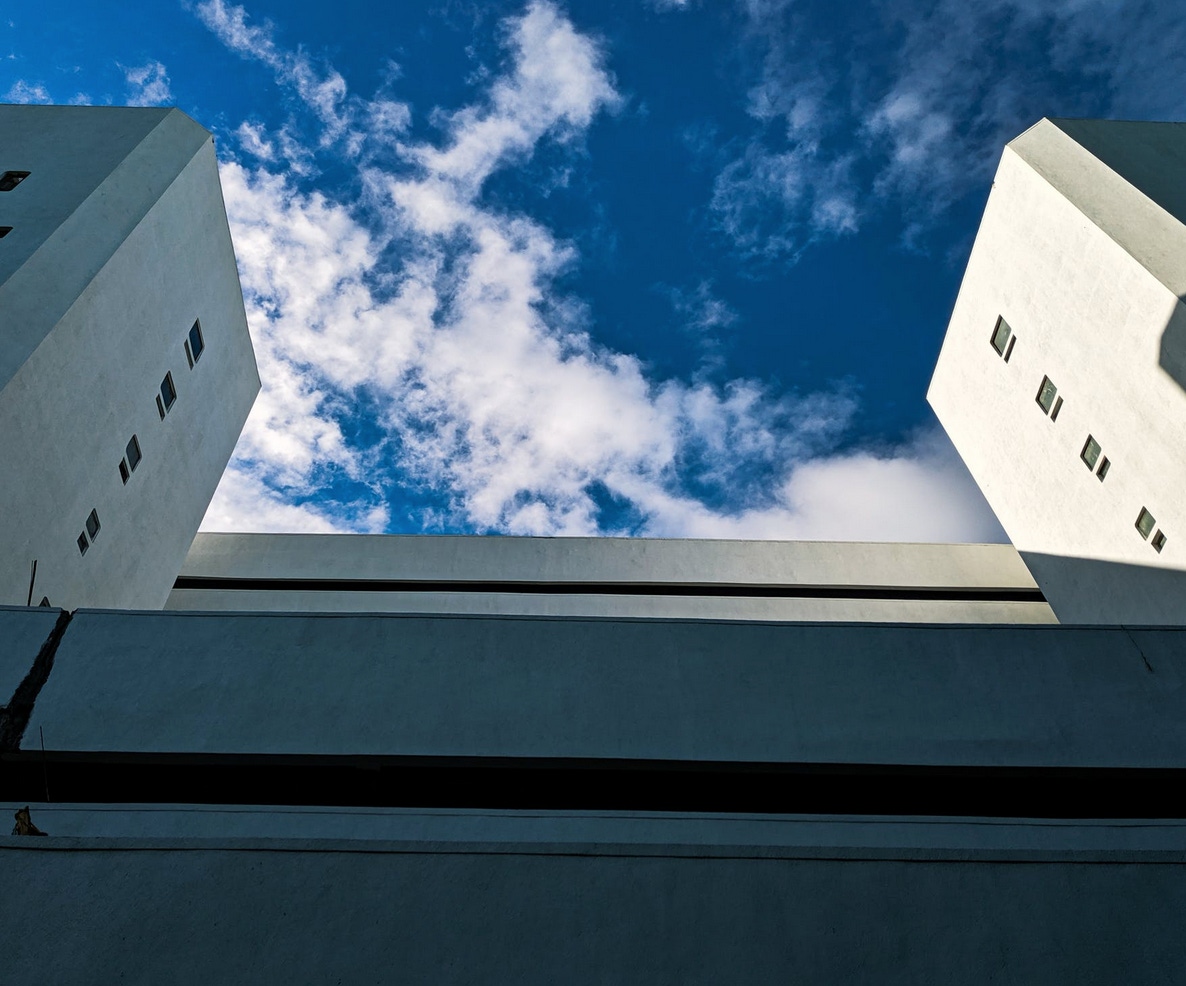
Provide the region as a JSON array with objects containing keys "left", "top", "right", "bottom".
[
  {"left": 0, "top": 105, "right": 258, "bottom": 611},
  {"left": 929, "top": 118, "right": 1186, "bottom": 624}
]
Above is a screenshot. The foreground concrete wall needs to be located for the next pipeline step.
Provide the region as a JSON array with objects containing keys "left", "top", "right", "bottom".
[
  {"left": 2, "top": 833, "right": 1184, "bottom": 984},
  {"left": 20, "top": 609, "right": 1186, "bottom": 765},
  {"left": 169, "top": 534, "right": 1056, "bottom": 623},
  {"left": 0, "top": 107, "right": 259, "bottom": 610}
]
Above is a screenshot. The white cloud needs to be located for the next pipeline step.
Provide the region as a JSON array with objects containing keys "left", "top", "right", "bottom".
[
  {"left": 201, "top": 0, "right": 1003, "bottom": 542},
  {"left": 710, "top": 142, "right": 857, "bottom": 263},
  {"left": 4, "top": 80, "right": 52, "bottom": 103},
  {"left": 195, "top": 0, "right": 409, "bottom": 152},
  {"left": 123, "top": 61, "right": 172, "bottom": 106}
]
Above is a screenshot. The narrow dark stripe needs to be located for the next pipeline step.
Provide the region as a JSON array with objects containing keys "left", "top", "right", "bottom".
[
  {"left": 0, "top": 611, "right": 72, "bottom": 751},
  {"left": 172, "top": 576, "right": 1046, "bottom": 604},
  {"left": 0, "top": 752, "right": 1175, "bottom": 817}
]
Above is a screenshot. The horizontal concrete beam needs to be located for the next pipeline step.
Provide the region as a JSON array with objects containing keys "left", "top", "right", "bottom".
[{"left": 19, "top": 609, "right": 1186, "bottom": 770}]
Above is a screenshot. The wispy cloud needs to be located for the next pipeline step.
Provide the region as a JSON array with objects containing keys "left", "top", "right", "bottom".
[
  {"left": 195, "top": 0, "right": 409, "bottom": 152},
  {"left": 4, "top": 79, "right": 52, "bottom": 103},
  {"left": 122, "top": 61, "right": 172, "bottom": 106},
  {"left": 200, "top": 0, "right": 1002, "bottom": 541},
  {"left": 702, "top": 0, "right": 1186, "bottom": 258}
]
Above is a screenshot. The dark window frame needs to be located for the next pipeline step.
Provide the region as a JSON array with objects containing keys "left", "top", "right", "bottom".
[
  {"left": 990, "top": 317, "right": 1012, "bottom": 357},
  {"left": 1036, "top": 376, "right": 1058, "bottom": 415},
  {"left": 0, "top": 170, "right": 30, "bottom": 192},
  {"left": 126, "top": 434, "right": 142, "bottom": 471},
  {"left": 1136, "top": 507, "right": 1156, "bottom": 540},
  {"left": 188, "top": 320, "right": 205, "bottom": 365},
  {"left": 160, "top": 372, "right": 177, "bottom": 413}
]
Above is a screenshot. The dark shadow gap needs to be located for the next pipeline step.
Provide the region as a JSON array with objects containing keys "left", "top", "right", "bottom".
[
  {"left": 172, "top": 576, "right": 1046, "bottom": 603},
  {"left": 1, "top": 752, "right": 1179, "bottom": 817}
]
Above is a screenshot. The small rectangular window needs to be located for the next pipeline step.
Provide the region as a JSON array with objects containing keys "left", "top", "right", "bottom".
[
  {"left": 1096, "top": 456, "right": 1110, "bottom": 481},
  {"left": 0, "top": 170, "right": 30, "bottom": 191},
  {"left": 1081, "top": 436, "right": 1101, "bottom": 470},
  {"left": 991, "top": 317, "right": 1012, "bottom": 356},
  {"left": 1152, "top": 530, "right": 1167, "bottom": 553},
  {"left": 1050, "top": 396, "right": 1063, "bottom": 421},
  {"left": 188, "top": 320, "right": 205, "bottom": 363},
  {"left": 126, "top": 434, "right": 142, "bottom": 471},
  {"left": 156, "top": 395, "right": 165, "bottom": 419},
  {"left": 77, "top": 532, "right": 89, "bottom": 555},
  {"left": 1036, "top": 376, "right": 1058, "bottom": 414},
  {"left": 0, "top": 226, "right": 11, "bottom": 238},
  {"left": 160, "top": 372, "right": 176, "bottom": 412},
  {"left": 119, "top": 459, "right": 130, "bottom": 484},
  {"left": 1003, "top": 336, "right": 1016, "bottom": 362},
  {"left": 1136, "top": 507, "right": 1156, "bottom": 540},
  {"left": 85, "top": 508, "right": 101, "bottom": 540},
  {"left": 184, "top": 340, "right": 193, "bottom": 368}
]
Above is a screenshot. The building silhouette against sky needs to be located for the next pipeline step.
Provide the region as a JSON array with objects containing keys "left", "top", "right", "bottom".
[{"left": 3, "top": 106, "right": 1186, "bottom": 982}]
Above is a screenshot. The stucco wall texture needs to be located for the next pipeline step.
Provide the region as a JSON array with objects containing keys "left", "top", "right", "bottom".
[
  {"left": 17, "top": 608, "right": 1186, "bottom": 766},
  {"left": 2, "top": 838, "right": 1185, "bottom": 984}
]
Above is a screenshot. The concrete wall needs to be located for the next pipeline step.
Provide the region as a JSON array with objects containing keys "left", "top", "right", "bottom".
[
  {"left": 20, "top": 608, "right": 1186, "bottom": 765},
  {"left": 0, "top": 106, "right": 177, "bottom": 389},
  {"left": 169, "top": 534, "right": 1057, "bottom": 623},
  {"left": 0, "top": 107, "right": 260, "bottom": 610},
  {"left": 928, "top": 118, "right": 1186, "bottom": 623},
  {"left": 2, "top": 830, "right": 1185, "bottom": 984}
]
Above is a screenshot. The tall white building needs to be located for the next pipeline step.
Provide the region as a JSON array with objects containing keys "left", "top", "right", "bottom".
[
  {"left": 929, "top": 118, "right": 1186, "bottom": 624},
  {"left": 0, "top": 105, "right": 259, "bottom": 611}
]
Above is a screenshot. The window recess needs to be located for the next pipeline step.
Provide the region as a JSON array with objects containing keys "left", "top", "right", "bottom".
[
  {"left": 0, "top": 170, "right": 30, "bottom": 191},
  {"left": 0, "top": 227, "right": 11, "bottom": 238},
  {"left": 158, "top": 372, "right": 177, "bottom": 418},
  {"left": 1152, "top": 530, "right": 1168, "bottom": 553},
  {"left": 1036, "top": 376, "right": 1061, "bottom": 417},
  {"left": 185, "top": 320, "right": 205, "bottom": 367},
  {"left": 990, "top": 317, "right": 1015, "bottom": 360},
  {"left": 1136, "top": 507, "right": 1156, "bottom": 541}
]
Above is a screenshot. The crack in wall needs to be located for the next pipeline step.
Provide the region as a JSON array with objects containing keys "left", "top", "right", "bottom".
[
  {"left": 1121, "top": 626, "right": 1156, "bottom": 674},
  {"left": 0, "top": 610, "right": 72, "bottom": 751}
]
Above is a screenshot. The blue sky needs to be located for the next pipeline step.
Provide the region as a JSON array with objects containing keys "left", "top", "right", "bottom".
[{"left": 6, "top": 0, "right": 1186, "bottom": 539}]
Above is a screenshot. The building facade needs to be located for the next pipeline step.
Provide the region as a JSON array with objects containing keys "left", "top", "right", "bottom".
[
  {"left": 0, "top": 105, "right": 259, "bottom": 611},
  {"left": 4, "top": 110, "right": 1186, "bottom": 982},
  {"left": 929, "top": 118, "right": 1186, "bottom": 624}
]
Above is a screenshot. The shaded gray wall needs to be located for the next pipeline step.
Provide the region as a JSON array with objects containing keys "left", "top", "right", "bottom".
[
  {"left": 21, "top": 608, "right": 1186, "bottom": 766},
  {"left": 2, "top": 838, "right": 1185, "bottom": 985}
]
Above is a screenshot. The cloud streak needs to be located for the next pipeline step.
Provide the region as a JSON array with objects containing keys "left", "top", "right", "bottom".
[{"left": 701, "top": 0, "right": 1186, "bottom": 259}]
